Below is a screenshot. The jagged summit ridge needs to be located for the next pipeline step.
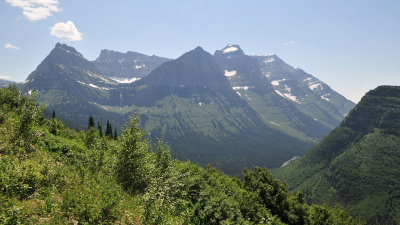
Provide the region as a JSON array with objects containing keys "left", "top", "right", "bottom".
[{"left": 93, "top": 47, "right": 170, "bottom": 79}]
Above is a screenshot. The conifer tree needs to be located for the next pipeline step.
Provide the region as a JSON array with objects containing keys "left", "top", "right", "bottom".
[
  {"left": 114, "top": 127, "right": 118, "bottom": 140},
  {"left": 88, "top": 116, "right": 95, "bottom": 129},
  {"left": 52, "top": 109, "right": 56, "bottom": 119},
  {"left": 98, "top": 121, "right": 103, "bottom": 136},
  {"left": 106, "top": 120, "right": 113, "bottom": 138},
  {"left": 108, "top": 122, "right": 113, "bottom": 138}
]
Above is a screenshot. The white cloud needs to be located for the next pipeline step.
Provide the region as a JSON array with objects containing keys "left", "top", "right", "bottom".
[
  {"left": 4, "top": 43, "right": 20, "bottom": 50},
  {"left": 50, "top": 21, "right": 82, "bottom": 41},
  {"left": 0, "top": 75, "right": 11, "bottom": 80},
  {"left": 6, "top": 0, "right": 60, "bottom": 21},
  {"left": 284, "top": 41, "right": 296, "bottom": 46}
]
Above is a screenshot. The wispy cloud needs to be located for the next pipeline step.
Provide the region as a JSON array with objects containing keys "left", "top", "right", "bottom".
[
  {"left": 6, "top": 0, "right": 60, "bottom": 21},
  {"left": 0, "top": 75, "right": 11, "bottom": 80},
  {"left": 284, "top": 41, "right": 296, "bottom": 46},
  {"left": 4, "top": 43, "right": 20, "bottom": 50},
  {"left": 50, "top": 21, "right": 82, "bottom": 41}
]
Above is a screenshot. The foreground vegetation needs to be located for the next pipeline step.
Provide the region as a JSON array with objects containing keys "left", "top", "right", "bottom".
[{"left": 0, "top": 85, "right": 361, "bottom": 224}]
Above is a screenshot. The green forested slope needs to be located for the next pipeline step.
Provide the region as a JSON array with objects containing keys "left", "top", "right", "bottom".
[
  {"left": 273, "top": 86, "right": 400, "bottom": 224},
  {"left": 0, "top": 85, "right": 361, "bottom": 224}
]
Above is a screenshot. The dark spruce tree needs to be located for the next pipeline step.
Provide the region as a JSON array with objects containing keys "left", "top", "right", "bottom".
[
  {"left": 88, "top": 116, "right": 95, "bottom": 129},
  {"left": 98, "top": 121, "right": 103, "bottom": 136},
  {"left": 52, "top": 110, "right": 56, "bottom": 119},
  {"left": 105, "top": 120, "right": 113, "bottom": 138},
  {"left": 114, "top": 127, "right": 118, "bottom": 140}
]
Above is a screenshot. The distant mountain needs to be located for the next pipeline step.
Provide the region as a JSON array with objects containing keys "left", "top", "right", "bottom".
[
  {"left": 0, "top": 79, "right": 15, "bottom": 87},
  {"left": 19, "top": 43, "right": 314, "bottom": 176},
  {"left": 19, "top": 42, "right": 355, "bottom": 176},
  {"left": 272, "top": 86, "right": 400, "bottom": 224},
  {"left": 93, "top": 49, "right": 170, "bottom": 81},
  {"left": 214, "top": 44, "right": 354, "bottom": 141},
  {"left": 253, "top": 53, "right": 355, "bottom": 129}
]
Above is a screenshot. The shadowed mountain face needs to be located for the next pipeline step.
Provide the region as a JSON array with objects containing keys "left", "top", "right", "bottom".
[
  {"left": 19, "top": 42, "right": 354, "bottom": 176},
  {"left": 273, "top": 86, "right": 400, "bottom": 224}
]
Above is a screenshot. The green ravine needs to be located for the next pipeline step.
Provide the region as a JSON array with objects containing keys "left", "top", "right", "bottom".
[
  {"left": 0, "top": 85, "right": 362, "bottom": 224},
  {"left": 273, "top": 85, "right": 400, "bottom": 224}
]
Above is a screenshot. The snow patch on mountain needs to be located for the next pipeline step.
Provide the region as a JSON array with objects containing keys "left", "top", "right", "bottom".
[
  {"left": 233, "top": 86, "right": 254, "bottom": 90},
  {"left": 23, "top": 79, "right": 33, "bottom": 84},
  {"left": 268, "top": 121, "right": 280, "bottom": 126},
  {"left": 321, "top": 94, "right": 330, "bottom": 101},
  {"left": 224, "top": 70, "right": 237, "bottom": 77},
  {"left": 271, "top": 79, "right": 286, "bottom": 86},
  {"left": 264, "top": 58, "right": 275, "bottom": 63},
  {"left": 77, "top": 81, "right": 112, "bottom": 90},
  {"left": 85, "top": 71, "right": 113, "bottom": 84},
  {"left": 309, "top": 82, "right": 323, "bottom": 90},
  {"left": 135, "top": 65, "right": 146, "bottom": 69},
  {"left": 90, "top": 102, "right": 110, "bottom": 111},
  {"left": 233, "top": 86, "right": 249, "bottom": 90},
  {"left": 275, "top": 90, "right": 299, "bottom": 103},
  {"left": 223, "top": 46, "right": 239, "bottom": 53},
  {"left": 110, "top": 77, "right": 141, "bottom": 83}
]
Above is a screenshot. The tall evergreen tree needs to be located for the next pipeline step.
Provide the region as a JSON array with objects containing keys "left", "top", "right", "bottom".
[
  {"left": 114, "top": 127, "right": 118, "bottom": 140},
  {"left": 98, "top": 121, "right": 103, "bottom": 136},
  {"left": 52, "top": 109, "right": 56, "bottom": 119},
  {"left": 108, "top": 122, "right": 113, "bottom": 138},
  {"left": 88, "top": 116, "right": 95, "bottom": 129},
  {"left": 106, "top": 120, "right": 113, "bottom": 138}
]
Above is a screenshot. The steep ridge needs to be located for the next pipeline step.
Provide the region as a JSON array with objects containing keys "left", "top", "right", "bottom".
[
  {"left": 93, "top": 49, "right": 170, "bottom": 81},
  {"left": 214, "top": 45, "right": 334, "bottom": 141},
  {"left": 273, "top": 86, "right": 400, "bottom": 224},
  {"left": 254, "top": 54, "right": 355, "bottom": 129}
]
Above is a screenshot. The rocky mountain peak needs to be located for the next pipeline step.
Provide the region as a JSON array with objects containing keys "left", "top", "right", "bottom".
[
  {"left": 54, "top": 42, "right": 83, "bottom": 58},
  {"left": 214, "top": 44, "right": 245, "bottom": 58}
]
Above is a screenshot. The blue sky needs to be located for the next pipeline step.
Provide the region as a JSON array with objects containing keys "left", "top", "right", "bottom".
[{"left": 1, "top": 0, "right": 399, "bottom": 102}]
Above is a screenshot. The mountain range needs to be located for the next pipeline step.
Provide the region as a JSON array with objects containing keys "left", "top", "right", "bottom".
[
  {"left": 273, "top": 85, "right": 400, "bottom": 224},
  {"left": 19, "top": 43, "right": 355, "bottom": 175}
]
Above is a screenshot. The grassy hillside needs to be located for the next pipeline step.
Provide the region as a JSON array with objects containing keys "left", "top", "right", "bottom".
[
  {"left": 0, "top": 85, "right": 361, "bottom": 224},
  {"left": 273, "top": 86, "right": 400, "bottom": 224}
]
